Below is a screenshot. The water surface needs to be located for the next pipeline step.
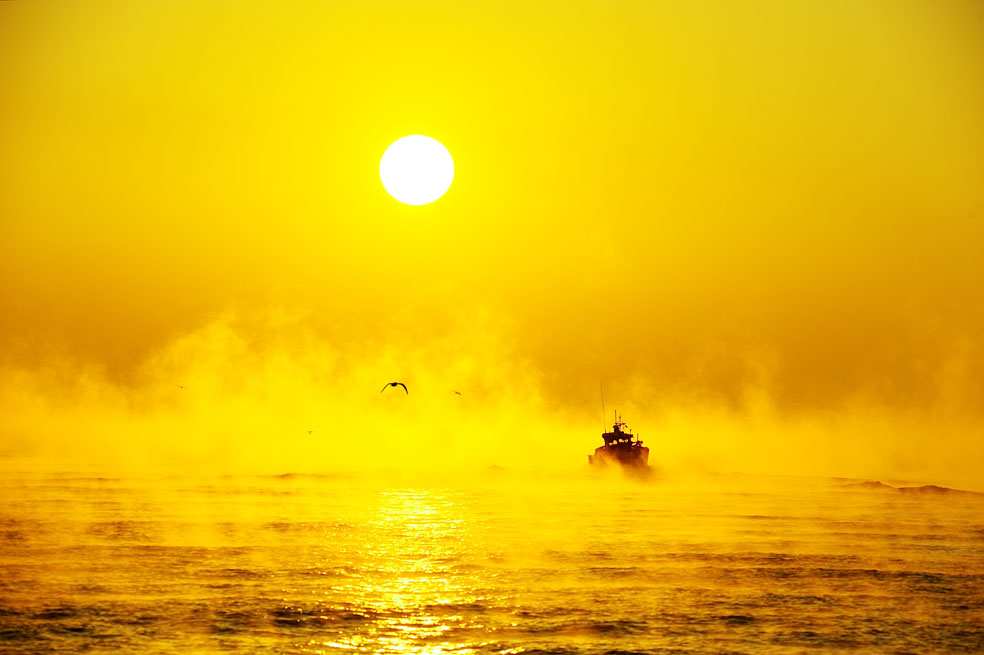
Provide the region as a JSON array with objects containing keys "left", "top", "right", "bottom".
[{"left": 1, "top": 471, "right": 982, "bottom": 653}]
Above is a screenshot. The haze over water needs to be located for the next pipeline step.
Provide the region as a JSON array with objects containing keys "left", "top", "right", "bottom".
[
  {"left": 2, "top": 1, "right": 983, "bottom": 652},
  {"left": 2, "top": 469, "right": 982, "bottom": 654}
]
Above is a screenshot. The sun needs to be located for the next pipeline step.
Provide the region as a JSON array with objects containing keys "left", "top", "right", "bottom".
[{"left": 379, "top": 135, "right": 454, "bottom": 206}]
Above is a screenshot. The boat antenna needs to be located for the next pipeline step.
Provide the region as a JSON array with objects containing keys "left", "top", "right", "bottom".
[{"left": 600, "top": 380, "right": 606, "bottom": 432}]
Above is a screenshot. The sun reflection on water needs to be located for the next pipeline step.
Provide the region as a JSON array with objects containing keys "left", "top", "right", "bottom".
[{"left": 305, "top": 489, "right": 490, "bottom": 654}]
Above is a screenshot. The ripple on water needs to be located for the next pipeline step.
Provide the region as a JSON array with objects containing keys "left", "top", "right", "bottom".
[{"left": 1, "top": 476, "right": 982, "bottom": 654}]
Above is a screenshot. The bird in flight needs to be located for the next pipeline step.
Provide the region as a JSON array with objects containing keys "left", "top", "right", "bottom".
[
  {"left": 452, "top": 390, "right": 462, "bottom": 395},
  {"left": 381, "top": 382, "right": 408, "bottom": 394}
]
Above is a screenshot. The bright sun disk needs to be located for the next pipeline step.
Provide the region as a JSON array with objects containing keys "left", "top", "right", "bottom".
[{"left": 379, "top": 135, "right": 454, "bottom": 205}]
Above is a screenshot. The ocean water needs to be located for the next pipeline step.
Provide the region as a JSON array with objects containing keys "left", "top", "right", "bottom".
[{"left": 1, "top": 470, "right": 982, "bottom": 654}]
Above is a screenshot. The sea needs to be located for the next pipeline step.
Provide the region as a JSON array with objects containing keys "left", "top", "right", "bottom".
[{"left": 1, "top": 469, "right": 982, "bottom": 654}]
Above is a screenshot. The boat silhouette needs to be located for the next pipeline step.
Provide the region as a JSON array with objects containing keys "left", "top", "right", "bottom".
[{"left": 588, "top": 412, "right": 649, "bottom": 469}]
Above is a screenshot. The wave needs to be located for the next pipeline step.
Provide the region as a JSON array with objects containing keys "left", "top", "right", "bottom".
[{"left": 838, "top": 480, "right": 982, "bottom": 496}]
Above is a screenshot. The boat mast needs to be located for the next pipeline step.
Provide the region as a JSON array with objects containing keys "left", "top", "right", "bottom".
[{"left": 600, "top": 381, "right": 607, "bottom": 432}]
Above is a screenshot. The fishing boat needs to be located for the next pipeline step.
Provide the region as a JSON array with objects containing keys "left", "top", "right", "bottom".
[{"left": 588, "top": 412, "right": 649, "bottom": 469}]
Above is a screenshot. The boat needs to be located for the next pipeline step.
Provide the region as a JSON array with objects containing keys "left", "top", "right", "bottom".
[{"left": 588, "top": 412, "right": 649, "bottom": 469}]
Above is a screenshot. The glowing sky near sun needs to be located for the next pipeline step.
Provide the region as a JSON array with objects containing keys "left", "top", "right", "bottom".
[{"left": 0, "top": 0, "right": 982, "bottom": 486}]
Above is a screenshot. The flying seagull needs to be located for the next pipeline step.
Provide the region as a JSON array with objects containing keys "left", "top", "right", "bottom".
[{"left": 381, "top": 382, "right": 408, "bottom": 394}]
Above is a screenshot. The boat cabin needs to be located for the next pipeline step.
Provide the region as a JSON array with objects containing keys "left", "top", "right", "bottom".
[{"left": 601, "top": 415, "right": 642, "bottom": 446}]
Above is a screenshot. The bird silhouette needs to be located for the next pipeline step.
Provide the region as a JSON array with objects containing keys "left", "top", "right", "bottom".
[
  {"left": 452, "top": 390, "right": 462, "bottom": 395},
  {"left": 381, "top": 382, "right": 408, "bottom": 394}
]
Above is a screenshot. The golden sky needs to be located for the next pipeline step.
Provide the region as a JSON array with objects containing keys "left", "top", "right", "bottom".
[{"left": 1, "top": 1, "right": 983, "bottom": 485}]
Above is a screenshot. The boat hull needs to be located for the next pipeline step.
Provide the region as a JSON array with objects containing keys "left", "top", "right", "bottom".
[{"left": 588, "top": 444, "right": 649, "bottom": 468}]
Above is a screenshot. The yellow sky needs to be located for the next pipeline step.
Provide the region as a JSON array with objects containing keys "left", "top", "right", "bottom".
[{"left": 1, "top": 1, "right": 983, "bottom": 485}]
